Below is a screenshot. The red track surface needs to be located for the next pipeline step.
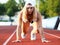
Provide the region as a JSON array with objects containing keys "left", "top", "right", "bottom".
[
  {"left": 0, "top": 26, "right": 60, "bottom": 45},
  {"left": 0, "top": 26, "right": 16, "bottom": 45}
]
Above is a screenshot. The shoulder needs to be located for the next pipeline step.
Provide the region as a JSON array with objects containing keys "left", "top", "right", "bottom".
[
  {"left": 20, "top": 11, "right": 23, "bottom": 15},
  {"left": 18, "top": 11, "right": 23, "bottom": 17},
  {"left": 37, "top": 11, "right": 42, "bottom": 17}
]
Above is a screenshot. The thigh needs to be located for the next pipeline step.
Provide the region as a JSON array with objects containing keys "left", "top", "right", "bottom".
[
  {"left": 32, "top": 21, "right": 40, "bottom": 33},
  {"left": 32, "top": 22, "right": 37, "bottom": 30},
  {"left": 31, "top": 22, "right": 38, "bottom": 33},
  {"left": 21, "top": 21, "right": 30, "bottom": 34}
]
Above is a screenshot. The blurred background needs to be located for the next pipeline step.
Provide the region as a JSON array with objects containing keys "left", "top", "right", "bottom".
[{"left": 0, "top": 0, "right": 60, "bottom": 30}]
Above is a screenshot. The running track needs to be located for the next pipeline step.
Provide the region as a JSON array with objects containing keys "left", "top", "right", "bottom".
[{"left": 0, "top": 26, "right": 60, "bottom": 45}]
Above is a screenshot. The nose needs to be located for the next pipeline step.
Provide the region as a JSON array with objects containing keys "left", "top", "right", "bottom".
[{"left": 28, "top": 8, "right": 31, "bottom": 11}]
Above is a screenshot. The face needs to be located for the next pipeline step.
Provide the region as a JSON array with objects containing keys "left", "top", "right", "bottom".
[{"left": 26, "top": 5, "right": 34, "bottom": 14}]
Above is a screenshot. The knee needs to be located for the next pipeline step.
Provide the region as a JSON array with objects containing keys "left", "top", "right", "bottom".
[{"left": 31, "top": 30, "right": 37, "bottom": 34}]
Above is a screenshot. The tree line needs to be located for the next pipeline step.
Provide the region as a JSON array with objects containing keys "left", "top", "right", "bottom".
[
  {"left": 36, "top": 0, "right": 60, "bottom": 18},
  {"left": 0, "top": 0, "right": 60, "bottom": 19},
  {"left": 0, "top": 0, "right": 25, "bottom": 22}
]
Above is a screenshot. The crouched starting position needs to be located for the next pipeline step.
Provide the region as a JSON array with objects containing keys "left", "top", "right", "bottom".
[{"left": 13, "top": 2, "right": 49, "bottom": 43}]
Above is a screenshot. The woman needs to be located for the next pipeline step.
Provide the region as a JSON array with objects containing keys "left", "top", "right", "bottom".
[{"left": 13, "top": 1, "right": 49, "bottom": 42}]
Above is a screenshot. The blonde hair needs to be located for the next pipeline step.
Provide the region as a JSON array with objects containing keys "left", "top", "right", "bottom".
[{"left": 21, "top": 3, "right": 38, "bottom": 22}]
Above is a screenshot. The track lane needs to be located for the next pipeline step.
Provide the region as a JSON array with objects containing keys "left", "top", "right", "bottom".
[
  {"left": 7, "top": 28, "right": 60, "bottom": 45},
  {"left": 0, "top": 26, "right": 16, "bottom": 45}
]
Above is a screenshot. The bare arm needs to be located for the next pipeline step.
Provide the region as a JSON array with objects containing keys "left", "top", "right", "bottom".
[
  {"left": 37, "top": 12, "right": 42, "bottom": 27},
  {"left": 15, "top": 11, "right": 22, "bottom": 42},
  {"left": 37, "top": 11, "right": 45, "bottom": 39}
]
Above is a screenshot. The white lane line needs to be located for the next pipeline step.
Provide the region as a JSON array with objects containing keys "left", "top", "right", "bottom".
[
  {"left": 44, "top": 32, "right": 60, "bottom": 38},
  {"left": 3, "top": 30, "right": 16, "bottom": 45}
]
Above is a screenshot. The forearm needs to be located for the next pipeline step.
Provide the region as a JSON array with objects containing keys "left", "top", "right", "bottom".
[
  {"left": 16, "top": 25, "right": 20, "bottom": 40},
  {"left": 37, "top": 13, "right": 45, "bottom": 38},
  {"left": 16, "top": 12, "right": 22, "bottom": 40}
]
